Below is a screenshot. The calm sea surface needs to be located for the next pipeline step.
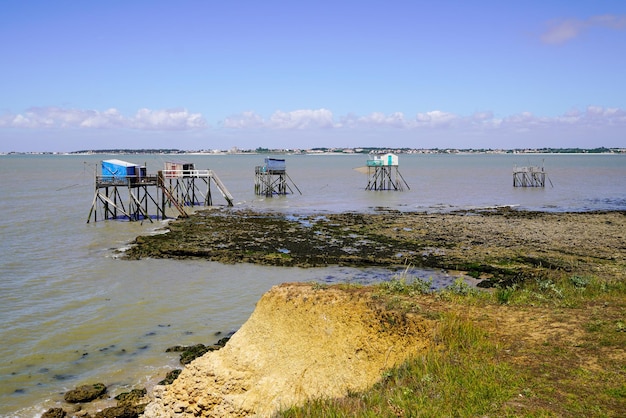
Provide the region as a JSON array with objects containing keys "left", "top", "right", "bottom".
[{"left": 1, "top": 153, "right": 625, "bottom": 417}]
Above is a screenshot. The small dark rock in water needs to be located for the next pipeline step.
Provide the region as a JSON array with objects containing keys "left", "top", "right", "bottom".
[
  {"left": 166, "top": 336, "right": 232, "bottom": 364},
  {"left": 216, "top": 336, "right": 231, "bottom": 347},
  {"left": 178, "top": 344, "right": 211, "bottom": 364},
  {"left": 64, "top": 383, "right": 107, "bottom": 403},
  {"left": 114, "top": 388, "right": 147, "bottom": 406},
  {"left": 166, "top": 343, "right": 215, "bottom": 364},
  {"left": 41, "top": 408, "right": 66, "bottom": 418},
  {"left": 165, "top": 345, "right": 187, "bottom": 352},
  {"left": 94, "top": 405, "right": 142, "bottom": 418},
  {"left": 158, "top": 369, "right": 182, "bottom": 385},
  {"left": 53, "top": 374, "right": 75, "bottom": 381}
]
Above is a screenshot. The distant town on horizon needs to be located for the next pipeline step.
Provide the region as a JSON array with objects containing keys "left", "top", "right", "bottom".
[{"left": 3, "top": 146, "right": 625, "bottom": 156}]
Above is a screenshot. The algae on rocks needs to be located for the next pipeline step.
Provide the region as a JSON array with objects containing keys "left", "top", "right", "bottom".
[{"left": 124, "top": 208, "right": 626, "bottom": 287}]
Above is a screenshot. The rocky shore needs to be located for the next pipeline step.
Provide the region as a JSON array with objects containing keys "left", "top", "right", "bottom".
[
  {"left": 125, "top": 207, "right": 626, "bottom": 286},
  {"left": 44, "top": 208, "right": 625, "bottom": 417},
  {"left": 145, "top": 283, "right": 434, "bottom": 417}
]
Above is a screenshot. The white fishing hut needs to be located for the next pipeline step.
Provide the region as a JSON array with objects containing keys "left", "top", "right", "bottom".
[{"left": 365, "top": 153, "right": 410, "bottom": 191}]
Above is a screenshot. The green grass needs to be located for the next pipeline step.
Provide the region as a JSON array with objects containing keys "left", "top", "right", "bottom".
[
  {"left": 491, "top": 274, "right": 626, "bottom": 308},
  {"left": 275, "top": 272, "right": 626, "bottom": 417},
  {"left": 276, "top": 312, "right": 519, "bottom": 418}
]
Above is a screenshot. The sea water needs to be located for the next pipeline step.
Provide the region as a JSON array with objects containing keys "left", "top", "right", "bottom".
[{"left": 1, "top": 152, "right": 625, "bottom": 416}]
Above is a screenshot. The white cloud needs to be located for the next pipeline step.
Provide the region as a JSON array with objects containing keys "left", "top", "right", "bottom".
[
  {"left": 222, "top": 111, "right": 265, "bottom": 128},
  {"left": 414, "top": 110, "right": 458, "bottom": 127},
  {"left": 359, "top": 112, "right": 407, "bottom": 128},
  {"left": 80, "top": 108, "right": 125, "bottom": 128},
  {"left": 222, "top": 109, "right": 336, "bottom": 129},
  {"left": 268, "top": 109, "right": 335, "bottom": 129},
  {"left": 0, "top": 107, "right": 207, "bottom": 130},
  {"left": 132, "top": 108, "right": 207, "bottom": 130},
  {"left": 471, "top": 111, "right": 494, "bottom": 122},
  {"left": 541, "top": 14, "right": 626, "bottom": 45}
]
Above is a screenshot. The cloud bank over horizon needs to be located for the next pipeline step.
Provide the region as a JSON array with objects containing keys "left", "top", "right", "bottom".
[
  {"left": 2, "top": 105, "right": 624, "bottom": 152},
  {"left": 2, "top": 2, "right": 625, "bottom": 152}
]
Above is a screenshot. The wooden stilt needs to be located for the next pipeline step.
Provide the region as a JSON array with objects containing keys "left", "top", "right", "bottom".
[
  {"left": 364, "top": 153, "right": 410, "bottom": 191},
  {"left": 87, "top": 161, "right": 234, "bottom": 222},
  {"left": 254, "top": 158, "right": 301, "bottom": 196}
]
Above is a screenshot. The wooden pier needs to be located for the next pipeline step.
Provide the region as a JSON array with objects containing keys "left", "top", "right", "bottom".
[
  {"left": 87, "top": 160, "right": 233, "bottom": 223},
  {"left": 365, "top": 153, "right": 410, "bottom": 191},
  {"left": 254, "top": 157, "right": 301, "bottom": 196}
]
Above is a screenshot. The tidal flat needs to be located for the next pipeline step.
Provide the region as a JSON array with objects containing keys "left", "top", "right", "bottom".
[{"left": 124, "top": 207, "right": 626, "bottom": 288}]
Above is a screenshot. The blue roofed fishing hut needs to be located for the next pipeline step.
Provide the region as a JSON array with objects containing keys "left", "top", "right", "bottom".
[
  {"left": 101, "top": 159, "right": 146, "bottom": 182},
  {"left": 88, "top": 158, "right": 235, "bottom": 223},
  {"left": 254, "top": 157, "right": 301, "bottom": 196}
]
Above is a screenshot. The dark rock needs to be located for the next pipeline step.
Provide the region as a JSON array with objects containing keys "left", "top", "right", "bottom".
[
  {"left": 216, "top": 336, "right": 231, "bottom": 346},
  {"left": 64, "top": 383, "right": 107, "bottom": 403},
  {"left": 93, "top": 405, "right": 141, "bottom": 418},
  {"left": 41, "top": 408, "right": 66, "bottom": 418},
  {"left": 158, "top": 369, "right": 182, "bottom": 385},
  {"left": 166, "top": 343, "right": 222, "bottom": 364},
  {"left": 114, "top": 388, "right": 147, "bottom": 406},
  {"left": 179, "top": 343, "right": 210, "bottom": 364},
  {"left": 165, "top": 345, "right": 186, "bottom": 352}
]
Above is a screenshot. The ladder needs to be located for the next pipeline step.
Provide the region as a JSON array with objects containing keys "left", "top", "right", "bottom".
[{"left": 209, "top": 170, "right": 234, "bottom": 206}]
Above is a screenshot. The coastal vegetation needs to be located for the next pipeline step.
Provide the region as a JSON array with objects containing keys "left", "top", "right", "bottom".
[
  {"left": 123, "top": 207, "right": 625, "bottom": 417},
  {"left": 278, "top": 271, "right": 626, "bottom": 417}
]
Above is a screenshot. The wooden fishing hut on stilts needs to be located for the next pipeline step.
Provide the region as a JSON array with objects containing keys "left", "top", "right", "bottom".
[
  {"left": 513, "top": 162, "right": 551, "bottom": 187},
  {"left": 254, "top": 157, "right": 301, "bottom": 196},
  {"left": 162, "top": 161, "right": 234, "bottom": 208},
  {"left": 365, "top": 153, "right": 410, "bottom": 191},
  {"left": 87, "top": 159, "right": 233, "bottom": 223}
]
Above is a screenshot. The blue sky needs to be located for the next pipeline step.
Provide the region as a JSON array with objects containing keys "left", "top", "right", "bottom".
[{"left": 1, "top": 0, "right": 625, "bottom": 152}]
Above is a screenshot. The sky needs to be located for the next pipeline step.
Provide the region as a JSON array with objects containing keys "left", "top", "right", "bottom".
[{"left": 1, "top": 0, "right": 625, "bottom": 152}]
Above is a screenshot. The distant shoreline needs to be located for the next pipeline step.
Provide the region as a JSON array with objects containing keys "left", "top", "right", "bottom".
[{"left": 3, "top": 146, "right": 625, "bottom": 156}]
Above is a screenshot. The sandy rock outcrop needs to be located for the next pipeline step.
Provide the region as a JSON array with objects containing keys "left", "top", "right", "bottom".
[{"left": 144, "top": 283, "right": 433, "bottom": 417}]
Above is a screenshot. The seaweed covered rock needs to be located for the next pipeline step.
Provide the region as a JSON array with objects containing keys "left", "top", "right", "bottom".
[
  {"left": 64, "top": 383, "right": 107, "bottom": 403},
  {"left": 114, "top": 388, "right": 147, "bottom": 407},
  {"left": 158, "top": 369, "right": 182, "bottom": 385},
  {"left": 94, "top": 405, "right": 142, "bottom": 418},
  {"left": 41, "top": 408, "right": 66, "bottom": 418},
  {"left": 166, "top": 342, "right": 226, "bottom": 365}
]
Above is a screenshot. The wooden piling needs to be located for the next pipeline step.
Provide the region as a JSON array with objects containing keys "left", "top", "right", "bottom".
[
  {"left": 88, "top": 161, "right": 234, "bottom": 223},
  {"left": 364, "top": 153, "right": 410, "bottom": 191},
  {"left": 513, "top": 165, "right": 550, "bottom": 187},
  {"left": 254, "top": 158, "right": 301, "bottom": 196}
]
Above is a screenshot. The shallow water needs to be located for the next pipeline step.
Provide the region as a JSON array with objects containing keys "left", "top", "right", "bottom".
[{"left": 1, "top": 152, "right": 624, "bottom": 416}]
